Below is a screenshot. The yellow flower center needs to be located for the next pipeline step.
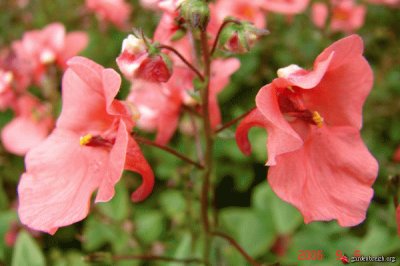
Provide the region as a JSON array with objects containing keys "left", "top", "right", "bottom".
[
  {"left": 312, "top": 111, "right": 324, "bottom": 128},
  {"left": 79, "top": 134, "right": 93, "bottom": 146}
]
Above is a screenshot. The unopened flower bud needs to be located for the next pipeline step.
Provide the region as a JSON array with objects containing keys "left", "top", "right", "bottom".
[
  {"left": 117, "top": 34, "right": 173, "bottom": 82},
  {"left": 220, "top": 21, "right": 269, "bottom": 53},
  {"left": 180, "top": 0, "right": 210, "bottom": 31}
]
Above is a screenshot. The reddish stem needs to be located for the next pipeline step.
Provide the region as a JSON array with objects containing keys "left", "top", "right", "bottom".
[
  {"left": 210, "top": 19, "right": 242, "bottom": 56},
  {"left": 158, "top": 44, "right": 205, "bottom": 81},
  {"left": 135, "top": 136, "right": 204, "bottom": 170}
]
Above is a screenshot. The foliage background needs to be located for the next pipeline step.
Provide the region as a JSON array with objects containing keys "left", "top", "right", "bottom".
[{"left": 0, "top": 0, "right": 399, "bottom": 265}]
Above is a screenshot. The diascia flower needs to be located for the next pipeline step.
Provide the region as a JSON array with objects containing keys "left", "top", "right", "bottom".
[
  {"left": 258, "top": 0, "right": 310, "bottom": 15},
  {"left": 236, "top": 35, "right": 378, "bottom": 226},
  {"left": 18, "top": 57, "right": 154, "bottom": 234},
  {"left": 312, "top": 0, "right": 366, "bottom": 33},
  {"left": 127, "top": 58, "right": 240, "bottom": 145},
  {"left": 12, "top": 23, "right": 88, "bottom": 83},
  {"left": 86, "top": 0, "right": 132, "bottom": 29}
]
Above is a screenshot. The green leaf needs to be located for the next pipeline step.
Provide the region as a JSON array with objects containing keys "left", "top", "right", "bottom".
[
  {"left": 12, "top": 231, "right": 45, "bottom": 266},
  {"left": 0, "top": 211, "right": 17, "bottom": 260},
  {"left": 82, "top": 217, "right": 115, "bottom": 251},
  {"left": 220, "top": 208, "right": 275, "bottom": 257},
  {"left": 360, "top": 222, "right": 400, "bottom": 255},
  {"left": 166, "top": 232, "right": 192, "bottom": 266},
  {"left": 253, "top": 183, "right": 302, "bottom": 234},
  {"left": 97, "top": 181, "right": 129, "bottom": 221},
  {"left": 158, "top": 190, "right": 186, "bottom": 222},
  {"left": 135, "top": 210, "right": 165, "bottom": 244}
]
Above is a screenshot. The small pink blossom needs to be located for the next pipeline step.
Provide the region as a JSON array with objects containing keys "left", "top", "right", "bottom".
[
  {"left": 312, "top": 0, "right": 366, "bottom": 33},
  {"left": 140, "top": 0, "right": 160, "bottom": 10},
  {"left": 12, "top": 23, "right": 88, "bottom": 83},
  {"left": 258, "top": 0, "right": 310, "bottom": 15},
  {"left": 86, "top": 0, "right": 132, "bottom": 29},
  {"left": 128, "top": 66, "right": 194, "bottom": 145},
  {"left": 236, "top": 35, "right": 378, "bottom": 226},
  {"left": 1, "top": 95, "right": 53, "bottom": 156},
  {"left": 18, "top": 57, "right": 154, "bottom": 234},
  {"left": 0, "top": 69, "right": 15, "bottom": 110},
  {"left": 208, "top": 58, "right": 241, "bottom": 129},
  {"left": 311, "top": 3, "right": 329, "bottom": 28},
  {"left": 116, "top": 34, "right": 172, "bottom": 83},
  {"left": 0, "top": 51, "right": 33, "bottom": 110},
  {"left": 209, "top": 0, "right": 266, "bottom": 34}
]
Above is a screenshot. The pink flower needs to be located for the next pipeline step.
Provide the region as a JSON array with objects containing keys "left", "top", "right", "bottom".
[
  {"left": 128, "top": 81, "right": 181, "bottom": 144},
  {"left": 311, "top": 3, "right": 329, "bottom": 29},
  {"left": 236, "top": 35, "right": 378, "bottom": 226},
  {"left": 0, "top": 69, "right": 15, "bottom": 110},
  {"left": 1, "top": 95, "right": 53, "bottom": 156},
  {"left": 86, "top": 0, "right": 132, "bottom": 29},
  {"left": 18, "top": 57, "right": 154, "bottom": 234},
  {"left": 258, "top": 0, "right": 310, "bottom": 15},
  {"left": 331, "top": 0, "right": 366, "bottom": 33},
  {"left": 312, "top": 0, "right": 366, "bottom": 33},
  {"left": 127, "top": 58, "right": 240, "bottom": 144},
  {"left": 116, "top": 34, "right": 172, "bottom": 83},
  {"left": 208, "top": 58, "right": 241, "bottom": 129},
  {"left": 140, "top": 0, "right": 160, "bottom": 10},
  {"left": 12, "top": 23, "right": 88, "bottom": 83},
  {"left": 209, "top": 0, "right": 266, "bottom": 32},
  {"left": 0, "top": 51, "right": 33, "bottom": 110},
  {"left": 128, "top": 66, "right": 193, "bottom": 145}
]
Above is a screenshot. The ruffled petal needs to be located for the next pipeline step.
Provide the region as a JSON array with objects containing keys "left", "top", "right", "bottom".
[
  {"left": 125, "top": 136, "right": 155, "bottom": 202},
  {"left": 303, "top": 36, "right": 373, "bottom": 129},
  {"left": 255, "top": 84, "right": 303, "bottom": 165},
  {"left": 268, "top": 126, "right": 378, "bottom": 226},
  {"left": 57, "top": 58, "right": 114, "bottom": 133},
  {"left": 235, "top": 108, "right": 269, "bottom": 156},
  {"left": 18, "top": 129, "right": 108, "bottom": 234},
  {"left": 282, "top": 52, "right": 333, "bottom": 89},
  {"left": 95, "top": 121, "right": 129, "bottom": 202}
]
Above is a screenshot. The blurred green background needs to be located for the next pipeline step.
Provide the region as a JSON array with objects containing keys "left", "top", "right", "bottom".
[{"left": 0, "top": 0, "right": 399, "bottom": 265}]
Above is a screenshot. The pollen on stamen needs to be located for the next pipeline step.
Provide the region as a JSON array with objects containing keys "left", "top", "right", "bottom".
[
  {"left": 312, "top": 111, "right": 324, "bottom": 128},
  {"left": 79, "top": 134, "right": 93, "bottom": 146}
]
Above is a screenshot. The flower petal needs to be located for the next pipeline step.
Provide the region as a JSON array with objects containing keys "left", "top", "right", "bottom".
[
  {"left": 58, "top": 32, "right": 89, "bottom": 69},
  {"left": 57, "top": 58, "right": 114, "bottom": 133},
  {"left": 268, "top": 126, "right": 378, "bottom": 226},
  {"left": 303, "top": 36, "right": 373, "bottom": 129},
  {"left": 18, "top": 129, "right": 108, "bottom": 233},
  {"left": 1, "top": 117, "right": 49, "bottom": 156},
  {"left": 236, "top": 108, "right": 269, "bottom": 156},
  {"left": 125, "top": 136, "right": 155, "bottom": 202},
  {"left": 95, "top": 121, "right": 129, "bottom": 202},
  {"left": 255, "top": 84, "right": 303, "bottom": 165}
]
